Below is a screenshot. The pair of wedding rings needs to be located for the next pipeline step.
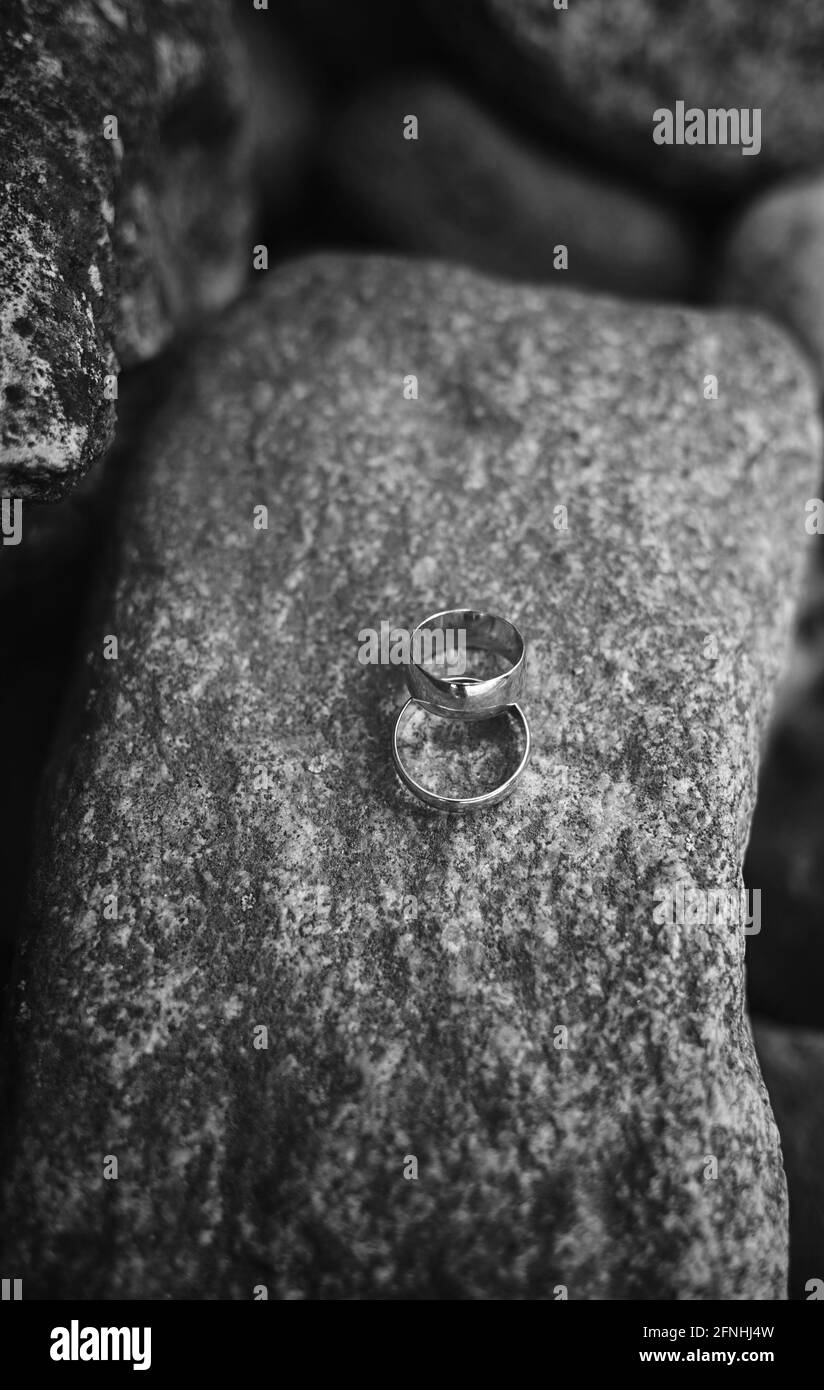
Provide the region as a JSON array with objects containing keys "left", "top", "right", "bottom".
[{"left": 391, "top": 608, "right": 531, "bottom": 812}]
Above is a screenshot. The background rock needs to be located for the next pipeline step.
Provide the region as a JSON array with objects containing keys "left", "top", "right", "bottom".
[
  {"left": 0, "top": 0, "right": 254, "bottom": 500},
  {"left": 753, "top": 1020, "right": 824, "bottom": 1300},
  {"left": 324, "top": 78, "right": 695, "bottom": 297},
  {"left": 719, "top": 175, "right": 824, "bottom": 386},
  {"left": 1, "top": 257, "right": 815, "bottom": 1299},
  {"left": 423, "top": 0, "right": 824, "bottom": 197},
  {"left": 241, "top": 0, "right": 430, "bottom": 88},
  {"left": 230, "top": 0, "right": 319, "bottom": 254}
]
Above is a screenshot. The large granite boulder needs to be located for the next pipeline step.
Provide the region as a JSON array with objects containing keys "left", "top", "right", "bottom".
[
  {"left": 0, "top": 0, "right": 254, "bottom": 501},
  {"left": 0, "top": 257, "right": 816, "bottom": 1299},
  {"left": 424, "top": 0, "right": 824, "bottom": 195}
]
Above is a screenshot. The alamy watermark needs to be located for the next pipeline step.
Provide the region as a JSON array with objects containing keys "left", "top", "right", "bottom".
[
  {"left": 653, "top": 882, "right": 761, "bottom": 935},
  {"left": 653, "top": 102, "right": 761, "bottom": 156},
  {"left": 1, "top": 498, "right": 22, "bottom": 546},
  {"left": 50, "top": 1322, "right": 151, "bottom": 1371},
  {"left": 357, "top": 621, "right": 466, "bottom": 672}
]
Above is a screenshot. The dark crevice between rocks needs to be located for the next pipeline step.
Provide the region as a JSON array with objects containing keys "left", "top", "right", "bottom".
[
  {"left": 744, "top": 456, "right": 824, "bottom": 1299},
  {"left": 745, "top": 515, "right": 824, "bottom": 1029},
  {"left": 0, "top": 349, "right": 184, "bottom": 1142}
]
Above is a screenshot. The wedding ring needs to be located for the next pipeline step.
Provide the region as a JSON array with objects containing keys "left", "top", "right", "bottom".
[
  {"left": 392, "top": 685, "right": 531, "bottom": 812},
  {"left": 404, "top": 608, "right": 527, "bottom": 722}
]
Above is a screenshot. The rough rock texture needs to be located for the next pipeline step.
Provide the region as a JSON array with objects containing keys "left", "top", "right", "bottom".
[
  {"left": 0, "top": 0, "right": 254, "bottom": 500},
  {"left": 719, "top": 176, "right": 824, "bottom": 386},
  {"left": 424, "top": 0, "right": 824, "bottom": 195},
  {"left": 753, "top": 1021, "right": 824, "bottom": 1300},
  {"left": 324, "top": 78, "right": 694, "bottom": 298},
  {"left": 1, "top": 257, "right": 816, "bottom": 1299}
]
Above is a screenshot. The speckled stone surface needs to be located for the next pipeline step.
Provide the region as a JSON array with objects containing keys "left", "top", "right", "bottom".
[
  {"left": 0, "top": 0, "right": 253, "bottom": 500},
  {"left": 1, "top": 257, "right": 817, "bottom": 1299},
  {"left": 719, "top": 175, "right": 824, "bottom": 386},
  {"left": 324, "top": 78, "right": 694, "bottom": 298},
  {"left": 424, "top": 0, "right": 824, "bottom": 194},
  {"left": 753, "top": 1021, "right": 824, "bottom": 1301}
]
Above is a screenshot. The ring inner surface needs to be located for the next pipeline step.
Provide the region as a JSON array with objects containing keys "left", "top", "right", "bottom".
[{"left": 396, "top": 697, "right": 526, "bottom": 799}]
